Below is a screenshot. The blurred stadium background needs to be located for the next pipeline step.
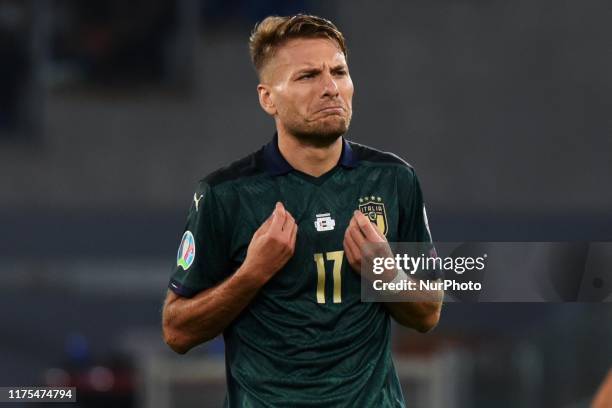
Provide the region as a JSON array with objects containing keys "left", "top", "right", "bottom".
[{"left": 1, "top": 0, "right": 611, "bottom": 407}]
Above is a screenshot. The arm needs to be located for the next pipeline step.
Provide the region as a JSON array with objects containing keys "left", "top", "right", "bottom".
[
  {"left": 343, "top": 210, "right": 443, "bottom": 332},
  {"left": 162, "top": 202, "right": 297, "bottom": 354},
  {"left": 162, "top": 262, "right": 267, "bottom": 354},
  {"left": 382, "top": 287, "right": 443, "bottom": 333}
]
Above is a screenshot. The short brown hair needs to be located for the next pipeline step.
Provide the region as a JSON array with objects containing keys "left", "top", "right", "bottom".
[{"left": 249, "top": 14, "right": 347, "bottom": 78}]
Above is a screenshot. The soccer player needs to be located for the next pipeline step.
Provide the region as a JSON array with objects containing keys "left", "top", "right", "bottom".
[{"left": 162, "top": 14, "right": 443, "bottom": 407}]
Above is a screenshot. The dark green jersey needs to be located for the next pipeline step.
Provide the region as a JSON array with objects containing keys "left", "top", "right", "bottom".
[{"left": 169, "top": 135, "right": 434, "bottom": 408}]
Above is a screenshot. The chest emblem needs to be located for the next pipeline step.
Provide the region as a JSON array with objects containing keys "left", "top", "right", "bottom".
[
  {"left": 358, "top": 196, "right": 388, "bottom": 236},
  {"left": 314, "top": 213, "right": 336, "bottom": 232}
]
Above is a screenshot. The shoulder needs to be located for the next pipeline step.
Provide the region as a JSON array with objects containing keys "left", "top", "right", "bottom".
[
  {"left": 348, "top": 139, "right": 417, "bottom": 179},
  {"left": 189, "top": 146, "right": 266, "bottom": 196},
  {"left": 187, "top": 148, "right": 266, "bottom": 218},
  {"left": 188, "top": 147, "right": 267, "bottom": 209},
  {"left": 202, "top": 148, "right": 266, "bottom": 188}
]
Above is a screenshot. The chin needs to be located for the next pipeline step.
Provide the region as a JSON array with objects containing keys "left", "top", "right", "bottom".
[
  {"left": 297, "top": 124, "right": 348, "bottom": 147},
  {"left": 284, "top": 115, "right": 351, "bottom": 147}
]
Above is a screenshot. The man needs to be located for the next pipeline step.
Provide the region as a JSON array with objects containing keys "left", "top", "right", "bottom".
[{"left": 162, "top": 14, "right": 443, "bottom": 407}]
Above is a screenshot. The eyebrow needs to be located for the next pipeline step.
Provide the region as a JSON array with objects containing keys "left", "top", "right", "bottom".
[{"left": 293, "top": 64, "right": 347, "bottom": 75}]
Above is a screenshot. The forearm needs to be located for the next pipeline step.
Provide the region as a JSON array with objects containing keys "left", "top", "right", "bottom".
[
  {"left": 384, "top": 296, "right": 443, "bottom": 332},
  {"left": 163, "top": 262, "right": 267, "bottom": 353},
  {"left": 379, "top": 268, "right": 443, "bottom": 332}
]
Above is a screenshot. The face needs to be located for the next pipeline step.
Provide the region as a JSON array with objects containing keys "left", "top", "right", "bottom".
[{"left": 258, "top": 37, "right": 354, "bottom": 146}]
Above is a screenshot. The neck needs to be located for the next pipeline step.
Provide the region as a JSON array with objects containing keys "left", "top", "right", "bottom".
[{"left": 277, "top": 128, "right": 343, "bottom": 177}]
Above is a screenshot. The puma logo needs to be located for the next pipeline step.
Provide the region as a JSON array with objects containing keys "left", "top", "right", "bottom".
[{"left": 193, "top": 193, "right": 204, "bottom": 211}]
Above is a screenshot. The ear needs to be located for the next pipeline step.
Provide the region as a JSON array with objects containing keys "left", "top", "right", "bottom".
[{"left": 257, "top": 84, "right": 277, "bottom": 116}]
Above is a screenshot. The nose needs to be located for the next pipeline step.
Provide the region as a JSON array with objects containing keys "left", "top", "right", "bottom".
[{"left": 320, "top": 71, "right": 339, "bottom": 98}]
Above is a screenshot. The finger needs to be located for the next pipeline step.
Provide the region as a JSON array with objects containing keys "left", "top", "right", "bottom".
[
  {"left": 289, "top": 221, "right": 298, "bottom": 249},
  {"left": 260, "top": 207, "right": 275, "bottom": 227},
  {"left": 343, "top": 239, "right": 355, "bottom": 268},
  {"left": 354, "top": 210, "right": 381, "bottom": 241},
  {"left": 343, "top": 230, "right": 359, "bottom": 265},
  {"left": 348, "top": 214, "right": 365, "bottom": 239},
  {"left": 348, "top": 220, "right": 367, "bottom": 250},
  {"left": 276, "top": 201, "right": 286, "bottom": 217},
  {"left": 346, "top": 229, "right": 366, "bottom": 274},
  {"left": 256, "top": 212, "right": 274, "bottom": 236},
  {"left": 348, "top": 227, "right": 369, "bottom": 266},
  {"left": 347, "top": 216, "right": 367, "bottom": 247},
  {"left": 280, "top": 215, "right": 295, "bottom": 242},
  {"left": 278, "top": 209, "right": 294, "bottom": 241},
  {"left": 372, "top": 223, "right": 386, "bottom": 240},
  {"left": 265, "top": 210, "right": 275, "bottom": 223},
  {"left": 269, "top": 202, "right": 287, "bottom": 234},
  {"left": 282, "top": 209, "right": 295, "bottom": 234},
  {"left": 263, "top": 212, "right": 275, "bottom": 228}
]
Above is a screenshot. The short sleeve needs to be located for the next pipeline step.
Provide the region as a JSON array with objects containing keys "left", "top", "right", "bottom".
[
  {"left": 397, "top": 167, "right": 433, "bottom": 243},
  {"left": 397, "top": 167, "right": 441, "bottom": 280},
  {"left": 168, "top": 180, "right": 231, "bottom": 297}
]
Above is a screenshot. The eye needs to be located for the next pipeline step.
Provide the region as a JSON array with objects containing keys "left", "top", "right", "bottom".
[
  {"left": 333, "top": 69, "right": 347, "bottom": 76},
  {"left": 298, "top": 73, "right": 315, "bottom": 80}
]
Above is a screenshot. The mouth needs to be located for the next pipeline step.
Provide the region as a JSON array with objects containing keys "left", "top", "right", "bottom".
[{"left": 315, "top": 106, "right": 345, "bottom": 114}]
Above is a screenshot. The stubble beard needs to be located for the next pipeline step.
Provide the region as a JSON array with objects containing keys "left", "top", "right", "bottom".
[{"left": 285, "top": 113, "right": 352, "bottom": 148}]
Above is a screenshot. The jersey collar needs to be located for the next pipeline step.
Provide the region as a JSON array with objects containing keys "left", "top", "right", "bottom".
[{"left": 262, "top": 133, "right": 358, "bottom": 176}]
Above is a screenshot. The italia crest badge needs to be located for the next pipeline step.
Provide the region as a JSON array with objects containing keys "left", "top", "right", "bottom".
[
  {"left": 177, "top": 230, "right": 195, "bottom": 270},
  {"left": 358, "top": 196, "right": 388, "bottom": 236}
]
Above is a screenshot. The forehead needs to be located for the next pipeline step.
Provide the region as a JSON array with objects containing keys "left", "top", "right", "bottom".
[{"left": 269, "top": 37, "right": 347, "bottom": 73}]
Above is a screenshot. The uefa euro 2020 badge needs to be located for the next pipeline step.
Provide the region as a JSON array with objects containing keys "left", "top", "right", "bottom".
[{"left": 177, "top": 231, "right": 195, "bottom": 270}]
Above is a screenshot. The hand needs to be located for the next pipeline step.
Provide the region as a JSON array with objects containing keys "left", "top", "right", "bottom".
[
  {"left": 243, "top": 202, "right": 298, "bottom": 283},
  {"left": 593, "top": 369, "right": 612, "bottom": 408},
  {"left": 343, "top": 210, "right": 394, "bottom": 280}
]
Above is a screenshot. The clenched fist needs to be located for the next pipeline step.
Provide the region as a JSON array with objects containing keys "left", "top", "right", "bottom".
[{"left": 243, "top": 202, "right": 298, "bottom": 284}]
